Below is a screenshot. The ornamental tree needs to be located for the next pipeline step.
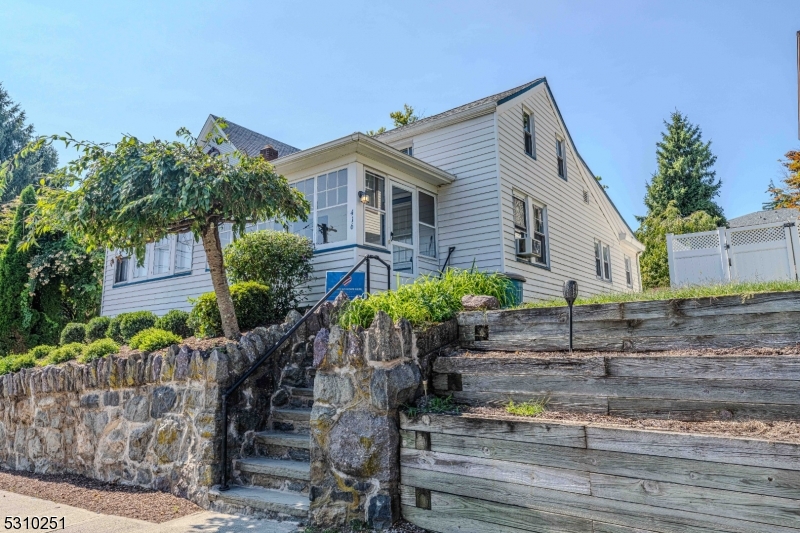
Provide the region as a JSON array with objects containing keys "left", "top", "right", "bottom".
[
  {"left": 20, "top": 124, "right": 309, "bottom": 339},
  {"left": 766, "top": 150, "right": 800, "bottom": 209}
]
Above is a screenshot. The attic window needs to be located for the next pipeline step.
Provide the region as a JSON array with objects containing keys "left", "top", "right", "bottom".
[
  {"left": 400, "top": 146, "right": 413, "bottom": 157},
  {"left": 522, "top": 111, "right": 535, "bottom": 158},
  {"left": 556, "top": 138, "right": 566, "bottom": 180},
  {"left": 583, "top": 190, "right": 589, "bottom": 204}
]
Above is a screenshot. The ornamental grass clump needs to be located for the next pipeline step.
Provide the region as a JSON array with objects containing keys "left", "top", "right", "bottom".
[
  {"left": 129, "top": 328, "right": 181, "bottom": 352},
  {"left": 505, "top": 399, "right": 547, "bottom": 417},
  {"left": 338, "top": 268, "right": 513, "bottom": 329}
]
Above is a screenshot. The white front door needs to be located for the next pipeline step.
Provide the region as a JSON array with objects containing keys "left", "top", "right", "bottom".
[{"left": 390, "top": 183, "right": 415, "bottom": 283}]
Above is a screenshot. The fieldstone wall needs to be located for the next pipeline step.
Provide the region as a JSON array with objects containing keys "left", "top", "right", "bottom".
[
  {"left": 309, "top": 311, "right": 457, "bottom": 530},
  {"left": 0, "top": 313, "right": 303, "bottom": 507}
]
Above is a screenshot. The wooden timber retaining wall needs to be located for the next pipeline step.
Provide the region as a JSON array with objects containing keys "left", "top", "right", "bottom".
[
  {"left": 432, "top": 353, "right": 800, "bottom": 421},
  {"left": 458, "top": 291, "right": 800, "bottom": 351},
  {"left": 399, "top": 413, "right": 800, "bottom": 533}
]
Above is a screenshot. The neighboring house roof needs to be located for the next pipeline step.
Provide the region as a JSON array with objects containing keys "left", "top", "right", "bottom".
[
  {"left": 375, "top": 78, "right": 545, "bottom": 139},
  {"left": 728, "top": 208, "right": 800, "bottom": 228},
  {"left": 209, "top": 114, "right": 301, "bottom": 158}
]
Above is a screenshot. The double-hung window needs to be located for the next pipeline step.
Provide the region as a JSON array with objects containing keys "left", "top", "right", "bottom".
[
  {"left": 531, "top": 205, "right": 547, "bottom": 266},
  {"left": 513, "top": 195, "right": 528, "bottom": 242},
  {"left": 556, "top": 138, "right": 566, "bottom": 179},
  {"left": 115, "top": 256, "right": 130, "bottom": 283},
  {"left": 513, "top": 194, "right": 549, "bottom": 266},
  {"left": 419, "top": 191, "right": 436, "bottom": 258},
  {"left": 175, "top": 233, "right": 194, "bottom": 272},
  {"left": 624, "top": 255, "right": 633, "bottom": 287},
  {"left": 289, "top": 178, "right": 315, "bottom": 241},
  {"left": 152, "top": 238, "right": 171, "bottom": 275},
  {"left": 316, "top": 169, "right": 348, "bottom": 245},
  {"left": 523, "top": 111, "right": 534, "bottom": 157},
  {"left": 364, "top": 171, "right": 386, "bottom": 246},
  {"left": 595, "top": 240, "right": 612, "bottom": 281}
]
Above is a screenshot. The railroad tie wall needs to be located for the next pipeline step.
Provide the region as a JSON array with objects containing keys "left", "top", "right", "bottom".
[{"left": 399, "top": 413, "right": 800, "bottom": 533}]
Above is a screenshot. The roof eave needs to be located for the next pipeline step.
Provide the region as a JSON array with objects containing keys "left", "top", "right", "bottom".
[{"left": 375, "top": 101, "right": 497, "bottom": 144}]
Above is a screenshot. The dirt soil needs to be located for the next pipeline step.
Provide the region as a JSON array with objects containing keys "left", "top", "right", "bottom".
[
  {"left": 116, "top": 335, "right": 228, "bottom": 359},
  {"left": 0, "top": 470, "right": 201, "bottom": 523},
  {"left": 468, "top": 407, "right": 800, "bottom": 443},
  {"left": 456, "top": 345, "right": 800, "bottom": 358}
]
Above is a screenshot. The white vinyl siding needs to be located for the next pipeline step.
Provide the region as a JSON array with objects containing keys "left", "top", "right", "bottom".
[{"left": 496, "top": 87, "right": 637, "bottom": 301}]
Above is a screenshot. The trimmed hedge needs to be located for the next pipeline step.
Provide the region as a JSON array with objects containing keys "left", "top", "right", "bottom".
[
  {"left": 129, "top": 328, "right": 181, "bottom": 352},
  {"left": 155, "top": 310, "right": 192, "bottom": 339},
  {"left": 80, "top": 338, "right": 120, "bottom": 363},
  {"left": 119, "top": 311, "right": 157, "bottom": 342},
  {"left": 28, "top": 344, "right": 55, "bottom": 360},
  {"left": 42, "top": 343, "right": 84, "bottom": 366},
  {"left": 60, "top": 322, "right": 87, "bottom": 345},
  {"left": 189, "top": 282, "right": 271, "bottom": 338},
  {"left": 106, "top": 314, "right": 125, "bottom": 343},
  {"left": 0, "top": 353, "right": 36, "bottom": 376},
  {"left": 86, "top": 316, "right": 111, "bottom": 342}
]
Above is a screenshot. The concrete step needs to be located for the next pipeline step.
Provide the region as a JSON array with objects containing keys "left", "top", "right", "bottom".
[
  {"left": 273, "top": 408, "right": 312, "bottom": 423},
  {"left": 209, "top": 485, "right": 308, "bottom": 519},
  {"left": 236, "top": 457, "right": 310, "bottom": 481},
  {"left": 254, "top": 430, "right": 310, "bottom": 450},
  {"left": 290, "top": 387, "right": 314, "bottom": 399}
]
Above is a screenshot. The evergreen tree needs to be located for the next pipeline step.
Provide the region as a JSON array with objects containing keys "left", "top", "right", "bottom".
[
  {"left": 641, "top": 111, "right": 724, "bottom": 222},
  {"left": 0, "top": 83, "right": 58, "bottom": 203},
  {"left": 765, "top": 150, "right": 800, "bottom": 209},
  {"left": 0, "top": 186, "right": 37, "bottom": 353}
]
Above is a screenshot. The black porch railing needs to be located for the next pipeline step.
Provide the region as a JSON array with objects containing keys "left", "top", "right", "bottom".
[{"left": 218, "top": 254, "right": 390, "bottom": 490}]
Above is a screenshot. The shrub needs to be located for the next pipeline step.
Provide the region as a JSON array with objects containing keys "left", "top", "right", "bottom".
[
  {"left": 155, "top": 310, "right": 192, "bottom": 339},
  {"left": 28, "top": 345, "right": 55, "bottom": 360},
  {"left": 189, "top": 282, "right": 271, "bottom": 338},
  {"left": 224, "top": 230, "right": 313, "bottom": 320},
  {"left": 80, "top": 338, "right": 120, "bottom": 363},
  {"left": 41, "top": 343, "right": 84, "bottom": 366},
  {"left": 338, "top": 268, "right": 514, "bottom": 329},
  {"left": 106, "top": 314, "right": 125, "bottom": 342},
  {"left": 86, "top": 316, "right": 111, "bottom": 342},
  {"left": 119, "top": 311, "right": 158, "bottom": 342},
  {"left": 0, "top": 353, "right": 36, "bottom": 376},
  {"left": 129, "top": 328, "right": 181, "bottom": 352},
  {"left": 60, "top": 322, "right": 87, "bottom": 345}
]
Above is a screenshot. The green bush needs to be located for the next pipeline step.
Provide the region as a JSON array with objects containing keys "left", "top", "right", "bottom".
[
  {"left": 60, "top": 322, "right": 87, "bottom": 345},
  {"left": 41, "top": 343, "right": 84, "bottom": 366},
  {"left": 189, "top": 282, "right": 271, "bottom": 338},
  {"left": 28, "top": 345, "right": 55, "bottom": 360},
  {"left": 129, "top": 328, "right": 182, "bottom": 352},
  {"left": 119, "top": 311, "right": 158, "bottom": 342},
  {"left": 80, "top": 338, "right": 120, "bottom": 363},
  {"left": 224, "top": 230, "right": 313, "bottom": 321},
  {"left": 106, "top": 314, "right": 125, "bottom": 342},
  {"left": 338, "top": 268, "right": 514, "bottom": 329},
  {"left": 155, "top": 310, "right": 192, "bottom": 339},
  {"left": 0, "top": 353, "right": 36, "bottom": 376},
  {"left": 86, "top": 316, "right": 111, "bottom": 342}
]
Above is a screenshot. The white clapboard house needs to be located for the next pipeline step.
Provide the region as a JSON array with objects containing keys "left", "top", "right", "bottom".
[{"left": 100, "top": 78, "right": 644, "bottom": 317}]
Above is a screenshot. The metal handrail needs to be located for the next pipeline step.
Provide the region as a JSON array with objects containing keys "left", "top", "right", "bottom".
[
  {"left": 218, "top": 254, "right": 390, "bottom": 490},
  {"left": 439, "top": 246, "right": 456, "bottom": 277}
]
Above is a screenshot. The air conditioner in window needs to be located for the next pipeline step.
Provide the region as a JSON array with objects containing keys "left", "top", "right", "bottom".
[{"left": 515, "top": 237, "right": 541, "bottom": 258}]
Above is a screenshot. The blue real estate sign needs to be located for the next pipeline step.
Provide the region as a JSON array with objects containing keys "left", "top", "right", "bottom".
[{"left": 325, "top": 271, "right": 366, "bottom": 301}]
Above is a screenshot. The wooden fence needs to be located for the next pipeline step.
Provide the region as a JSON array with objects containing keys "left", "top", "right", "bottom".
[
  {"left": 399, "top": 413, "right": 800, "bottom": 533},
  {"left": 458, "top": 291, "right": 800, "bottom": 352}
]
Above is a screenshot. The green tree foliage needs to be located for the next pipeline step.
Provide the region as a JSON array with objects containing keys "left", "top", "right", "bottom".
[
  {"left": 224, "top": 230, "right": 313, "bottom": 320},
  {"left": 22, "top": 121, "right": 309, "bottom": 339},
  {"left": 641, "top": 111, "right": 724, "bottom": 222},
  {"left": 0, "top": 83, "right": 58, "bottom": 203},
  {"left": 0, "top": 186, "right": 37, "bottom": 352},
  {"left": 637, "top": 201, "right": 720, "bottom": 289},
  {"left": 367, "top": 104, "right": 420, "bottom": 136},
  {"left": 189, "top": 282, "right": 271, "bottom": 338}
]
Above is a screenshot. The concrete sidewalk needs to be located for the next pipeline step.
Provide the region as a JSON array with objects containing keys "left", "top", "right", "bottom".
[{"left": 0, "top": 490, "right": 301, "bottom": 533}]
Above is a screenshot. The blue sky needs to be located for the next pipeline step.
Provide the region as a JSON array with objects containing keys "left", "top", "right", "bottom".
[{"left": 1, "top": 0, "right": 798, "bottom": 228}]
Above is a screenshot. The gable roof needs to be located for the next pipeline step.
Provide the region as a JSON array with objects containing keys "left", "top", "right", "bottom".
[
  {"left": 728, "top": 208, "right": 800, "bottom": 228},
  {"left": 209, "top": 114, "right": 300, "bottom": 158},
  {"left": 375, "top": 78, "right": 545, "bottom": 139}
]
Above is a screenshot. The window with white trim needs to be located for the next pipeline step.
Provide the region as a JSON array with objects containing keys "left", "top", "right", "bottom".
[
  {"left": 523, "top": 111, "right": 534, "bottom": 158},
  {"left": 513, "top": 193, "right": 549, "bottom": 266},
  {"left": 400, "top": 146, "right": 413, "bottom": 156},
  {"left": 114, "top": 234, "right": 196, "bottom": 286},
  {"left": 152, "top": 238, "right": 171, "bottom": 275},
  {"left": 419, "top": 191, "right": 436, "bottom": 258},
  {"left": 288, "top": 178, "right": 315, "bottom": 241},
  {"left": 316, "top": 169, "right": 348, "bottom": 245},
  {"left": 624, "top": 255, "right": 633, "bottom": 287},
  {"left": 594, "top": 240, "right": 612, "bottom": 281},
  {"left": 175, "top": 233, "right": 194, "bottom": 272},
  {"left": 513, "top": 195, "right": 528, "bottom": 241},
  {"left": 531, "top": 205, "right": 547, "bottom": 266},
  {"left": 132, "top": 253, "right": 148, "bottom": 279},
  {"left": 556, "top": 138, "right": 566, "bottom": 179},
  {"left": 364, "top": 171, "right": 386, "bottom": 246},
  {"left": 115, "top": 256, "right": 130, "bottom": 283}
]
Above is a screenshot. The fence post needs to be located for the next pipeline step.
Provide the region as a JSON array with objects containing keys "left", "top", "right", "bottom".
[
  {"left": 786, "top": 219, "right": 800, "bottom": 281},
  {"left": 666, "top": 233, "right": 676, "bottom": 288},
  {"left": 718, "top": 227, "right": 732, "bottom": 282}
]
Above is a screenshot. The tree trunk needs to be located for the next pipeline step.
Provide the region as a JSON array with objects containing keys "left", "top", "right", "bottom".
[{"left": 201, "top": 221, "right": 241, "bottom": 340}]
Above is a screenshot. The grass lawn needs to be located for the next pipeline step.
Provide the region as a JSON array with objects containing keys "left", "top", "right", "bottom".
[{"left": 521, "top": 280, "right": 800, "bottom": 309}]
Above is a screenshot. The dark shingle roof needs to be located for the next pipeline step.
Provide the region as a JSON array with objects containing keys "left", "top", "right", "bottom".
[
  {"left": 375, "top": 78, "right": 545, "bottom": 138},
  {"left": 728, "top": 208, "right": 800, "bottom": 228},
  {"left": 210, "top": 115, "right": 300, "bottom": 158}
]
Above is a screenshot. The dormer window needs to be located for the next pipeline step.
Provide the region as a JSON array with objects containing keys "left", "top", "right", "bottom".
[{"left": 400, "top": 146, "right": 413, "bottom": 157}]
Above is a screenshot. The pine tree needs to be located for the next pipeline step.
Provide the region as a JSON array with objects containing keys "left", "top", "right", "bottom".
[
  {"left": 641, "top": 111, "right": 724, "bottom": 222},
  {"left": 0, "top": 83, "right": 58, "bottom": 203},
  {"left": 0, "top": 186, "right": 37, "bottom": 353}
]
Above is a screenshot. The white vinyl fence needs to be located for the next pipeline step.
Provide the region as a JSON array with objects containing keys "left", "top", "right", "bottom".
[{"left": 667, "top": 219, "right": 800, "bottom": 287}]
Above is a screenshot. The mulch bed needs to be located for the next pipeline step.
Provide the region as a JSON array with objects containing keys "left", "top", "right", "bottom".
[
  {"left": 455, "top": 346, "right": 800, "bottom": 359},
  {"left": 468, "top": 407, "right": 800, "bottom": 443},
  {"left": 0, "top": 470, "right": 201, "bottom": 523}
]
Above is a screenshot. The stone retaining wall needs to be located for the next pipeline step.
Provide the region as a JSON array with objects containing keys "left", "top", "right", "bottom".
[{"left": 0, "top": 313, "right": 305, "bottom": 507}]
